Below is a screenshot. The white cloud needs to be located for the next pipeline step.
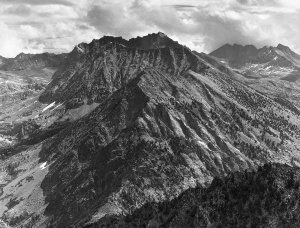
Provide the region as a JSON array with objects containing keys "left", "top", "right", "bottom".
[
  {"left": 0, "top": 23, "right": 26, "bottom": 57},
  {"left": 0, "top": 0, "right": 299, "bottom": 57}
]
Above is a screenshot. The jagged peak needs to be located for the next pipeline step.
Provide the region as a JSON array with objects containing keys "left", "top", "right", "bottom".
[
  {"left": 68, "top": 32, "right": 184, "bottom": 58},
  {"left": 15, "top": 52, "right": 28, "bottom": 59},
  {"left": 211, "top": 42, "right": 297, "bottom": 56},
  {"left": 127, "top": 32, "right": 181, "bottom": 50},
  {"left": 277, "top": 43, "right": 290, "bottom": 50},
  {"left": 275, "top": 43, "right": 299, "bottom": 56},
  {"left": 131, "top": 32, "right": 170, "bottom": 40},
  {"left": 157, "top": 31, "right": 167, "bottom": 37},
  {"left": 96, "top": 35, "right": 127, "bottom": 44}
]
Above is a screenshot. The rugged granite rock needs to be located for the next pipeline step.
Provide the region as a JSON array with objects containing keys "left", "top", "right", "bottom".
[
  {"left": 98, "top": 163, "right": 300, "bottom": 228},
  {"left": 1, "top": 33, "right": 300, "bottom": 227}
]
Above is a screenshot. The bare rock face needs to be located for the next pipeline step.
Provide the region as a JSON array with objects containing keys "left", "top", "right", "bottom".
[{"left": 2, "top": 33, "right": 300, "bottom": 227}]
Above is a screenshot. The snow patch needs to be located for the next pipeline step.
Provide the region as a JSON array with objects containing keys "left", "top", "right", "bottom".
[
  {"left": 52, "top": 103, "right": 63, "bottom": 111},
  {"left": 58, "top": 102, "right": 99, "bottom": 121},
  {"left": 197, "top": 140, "right": 209, "bottom": 149},
  {"left": 265, "top": 66, "right": 272, "bottom": 70},
  {"left": 42, "top": 102, "right": 55, "bottom": 112},
  {"left": 39, "top": 162, "right": 47, "bottom": 170}
]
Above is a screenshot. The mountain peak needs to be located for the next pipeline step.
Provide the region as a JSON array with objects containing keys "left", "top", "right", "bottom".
[
  {"left": 128, "top": 32, "right": 181, "bottom": 49},
  {"left": 157, "top": 31, "right": 168, "bottom": 37},
  {"left": 16, "top": 52, "right": 28, "bottom": 59},
  {"left": 69, "top": 32, "right": 182, "bottom": 54},
  {"left": 209, "top": 43, "right": 258, "bottom": 67},
  {"left": 218, "top": 43, "right": 257, "bottom": 49},
  {"left": 277, "top": 43, "right": 290, "bottom": 50}
]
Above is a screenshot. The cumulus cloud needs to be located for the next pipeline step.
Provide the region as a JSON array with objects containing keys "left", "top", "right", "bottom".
[
  {"left": 83, "top": 0, "right": 300, "bottom": 53},
  {"left": 0, "top": 0, "right": 299, "bottom": 57},
  {"left": 0, "top": 23, "right": 30, "bottom": 57},
  {"left": 0, "top": 0, "right": 73, "bottom": 6},
  {"left": 3, "top": 5, "right": 32, "bottom": 16}
]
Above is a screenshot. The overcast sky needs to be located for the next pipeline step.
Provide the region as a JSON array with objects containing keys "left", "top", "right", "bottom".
[{"left": 0, "top": 0, "right": 299, "bottom": 57}]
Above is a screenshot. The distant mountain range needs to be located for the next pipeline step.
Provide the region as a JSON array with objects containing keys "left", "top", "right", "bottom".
[
  {"left": 210, "top": 43, "right": 300, "bottom": 69},
  {"left": 0, "top": 52, "right": 66, "bottom": 71},
  {"left": 209, "top": 43, "right": 300, "bottom": 108},
  {"left": 1, "top": 33, "right": 300, "bottom": 227}
]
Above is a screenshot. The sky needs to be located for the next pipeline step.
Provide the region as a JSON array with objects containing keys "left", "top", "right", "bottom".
[{"left": 0, "top": 0, "right": 299, "bottom": 57}]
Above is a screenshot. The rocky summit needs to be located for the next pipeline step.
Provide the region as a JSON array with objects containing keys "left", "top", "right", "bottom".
[{"left": 1, "top": 33, "right": 300, "bottom": 227}]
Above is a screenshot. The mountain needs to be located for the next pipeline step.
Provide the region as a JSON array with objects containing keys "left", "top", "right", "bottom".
[
  {"left": 100, "top": 163, "right": 300, "bottom": 228},
  {"left": 0, "top": 52, "right": 67, "bottom": 141},
  {"left": 210, "top": 43, "right": 300, "bottom": 70},
  {"left": 0, "top": 52, "right": 67, "bottom": 71},
  {"left": 0, "top": 55, "right": 6, "bottom": 65},
  {"left": 1, "top": 33, "right": 300, "bottom": 227},
  {"left": 210, "top": 43, "right": 300, "bottom": 107}
]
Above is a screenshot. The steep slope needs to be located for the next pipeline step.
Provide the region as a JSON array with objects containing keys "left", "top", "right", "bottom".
[
  {"left": 101, "top": 163, "right": 300, "bottom": 228},
  {"left": 1, "top": 33, "right": 300, "bottom": 227}
]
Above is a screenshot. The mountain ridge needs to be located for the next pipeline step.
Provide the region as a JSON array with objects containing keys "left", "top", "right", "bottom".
[
  {"left": 1, "top": 33, "right": 300, "bottom": 227},
  {"left": 0, "top": 52, "right": 67, "bottom": 71},
  {"left": 209, "top": 42, "right": 300, "bottom": 108},
  {"left": 210, "top": 43, "right": 300, "bottom": 68}
]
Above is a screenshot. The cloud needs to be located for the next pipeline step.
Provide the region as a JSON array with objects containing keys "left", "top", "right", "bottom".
[
  {"left": 187, "top": 0, "right": 300, "bottom": 52},
  {"left": 0, "top": 0, "right": 73, "bottom": 6},
  {"left": 168, "top": 4, "right": 197, "bottom": 11},
  {"left": 86, "top": 3, "right": 144, "bottom": 38},
  {"left": 0, "top": 0, "right": 300, "bottom": 57},
  {"left": 82, "top": 0, "right": 300, "bottom": 54},
  {"left": 3, "top": 5, "right": 32, "bottom": 16},
  {"left": 0, "top": 23, "right": 31, "bottom": 57}
]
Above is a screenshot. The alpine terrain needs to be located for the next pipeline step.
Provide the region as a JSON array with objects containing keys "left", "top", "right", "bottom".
[
  {"left": 1, "top": 33, "right": 300, "bottom": 227},
  {"left": 209, "top": 43, "right": 300, "bottom": 107}
]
